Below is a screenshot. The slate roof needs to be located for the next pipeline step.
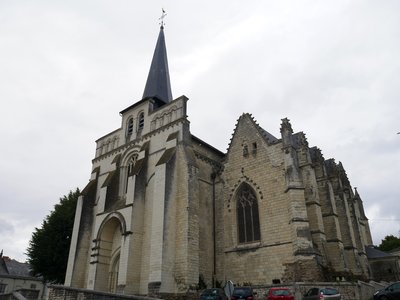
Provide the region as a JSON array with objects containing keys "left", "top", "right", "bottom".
[
  {"left": 365, "top": 246, "right": 397, "bottom": 259},
  {"left": 0, "top": 256, "right": 32, "bottom": 277},
  {"left": 142, "top": 26, "right": 173, "bottom": 104},
  {"left": 259, "top": 128, "right": 278, "bottom": 144}
]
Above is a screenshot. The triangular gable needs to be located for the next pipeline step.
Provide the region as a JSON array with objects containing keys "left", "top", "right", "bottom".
[{"left": 226, "top": 113, "right": 279, "bottom": 157}]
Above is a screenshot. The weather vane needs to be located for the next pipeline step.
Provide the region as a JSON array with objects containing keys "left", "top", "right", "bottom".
[{"left": 159, "top": 8, "right": 167, "bottom": 27}]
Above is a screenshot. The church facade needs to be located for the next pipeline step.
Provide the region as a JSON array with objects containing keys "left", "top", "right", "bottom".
[{"left": 65, "top": 25, "right": 373, "bottom": 296}]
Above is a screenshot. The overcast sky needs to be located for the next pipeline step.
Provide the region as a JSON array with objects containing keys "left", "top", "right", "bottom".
[{"left": 0, "top": 1, "right": 399, "bottom": 262}]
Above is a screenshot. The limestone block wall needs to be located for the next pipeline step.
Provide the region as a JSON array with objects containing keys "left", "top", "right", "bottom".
[
  {"left": 214, "top": 174, "right": 225, "bottom": 285},
  {"left": 190, "top": 140, "right": 224, "bottom": 287},
  {"left": 332, "top": 186, "right": 360, "bottom": 275},
  {"left": 186, "top": 153, "right": 200, "bottom": 289},
  {"left": 197, "top": 175, "right": 214, "bottom": 285},
  {"left": 160, "top": 155, "right": 178, "bottom": 293},
  {"left": 49, "top": 285, "right": 163, "bottom": 300},
  {"left": 138, "top": 125, "right": 185, "bottom": 294},
  {"left": 222, "top": 115, "right": 312, "bottom": 284},
  {"left": 313, "top": 158, "right": 347, "bottom": 274},
  {"left": 94, "top": 96, "right": 188, "bottom": 160},
  {"left": 96, "top": 129, "right": 122, "bottom": 158},
  {"left": 224, "top": 244, "right": 294, "bottom": 285},
  {"left": 124, "top": 172, "right": 146, "bottom": 294},
  {"left": 172, "top": 146, "right": 191, "bottom": 291},
  {"left": 68, "top": 95, "right": 192, "bottom": 294},
  {"left": 140, "top": 169, "right": 153, "bottom": 294},
  {"left": 310, "top": 151, "right": 373, "bottom": 280},
  {"left": 66, "top": 183, "right": 96, "bottom": 288},
  {"left": 300, "top": 156, "right": 326, "bottom": 260}
]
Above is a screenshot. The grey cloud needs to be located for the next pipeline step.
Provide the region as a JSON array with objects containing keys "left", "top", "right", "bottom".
[{"left": 1, "top": 1, "right": 400, "bottom": 261}]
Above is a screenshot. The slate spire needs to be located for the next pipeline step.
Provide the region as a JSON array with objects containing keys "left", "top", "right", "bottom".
[{"left": 142, "top": 24, "right": 173, "bottom": 104}]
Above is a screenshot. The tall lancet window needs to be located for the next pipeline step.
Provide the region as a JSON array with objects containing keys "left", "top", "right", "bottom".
[
  {"left": 237, "top": 183, "right": 261, "bottom": 243},
  {"left": 125, "top": 155, "right": 136, "bottom": 193},
  {"left": 126, "top": 118, "right": 134, "bottom": 138},
  {"left": 138, "top": 112, "right": 144, "bottom": 132}
]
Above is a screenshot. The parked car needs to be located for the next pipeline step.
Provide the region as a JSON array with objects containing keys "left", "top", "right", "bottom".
[
  {"left": 374, "top": 281, "right": 400, "bottom": 300},
  {"left": 302, "top": 287, "right": 341, "bottom": 300},
  {"left": 231, "top": 286, "right": 255, "bottom": 300},
  {"left": 201, "top": 288, "right": 228, "bottom": 300},
  {"left": 266, "top": 287, "right": 294, "bottom": 300}
]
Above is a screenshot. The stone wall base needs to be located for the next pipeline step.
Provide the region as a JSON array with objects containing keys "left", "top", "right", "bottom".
[{"left": 50, "top": 281, "right": 377, "bottom": 300}]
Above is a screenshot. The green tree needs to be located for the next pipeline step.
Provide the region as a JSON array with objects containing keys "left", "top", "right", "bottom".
[
  {"left": 26, "top": 188, "right": 79, "bottom": 283},
  {"left": 378, "top": 234, "right": 400, "bottom": 252}
]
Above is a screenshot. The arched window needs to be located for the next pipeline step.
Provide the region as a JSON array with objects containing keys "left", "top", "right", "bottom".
[
  {"left": 126, "top": 118, "right": 134, "bottom": 137},
  {"left": 109, "top": 252, "right": 120, "bottom": 293},
  {"left": 237, "top": 183, "right": 261, "bottom": 243},
  {"left": 138, "top": 112, "right": 144, "bottom": 131},
  {"left": 125, "top": 155, "right": 137, "bottom": 193}
]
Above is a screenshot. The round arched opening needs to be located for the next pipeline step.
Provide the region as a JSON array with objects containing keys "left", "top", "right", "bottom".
[{"left": 95, "top": 217, "right": 123, "bottom": 292}]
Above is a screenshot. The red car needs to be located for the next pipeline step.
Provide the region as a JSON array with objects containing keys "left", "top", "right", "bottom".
[{"left": 266, "top": 287, "right": 294, "bottom": 300}]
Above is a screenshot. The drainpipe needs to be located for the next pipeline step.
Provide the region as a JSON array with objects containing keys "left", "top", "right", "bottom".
[{"left": 211, "top": 172, "right": 217, "bottom": 287}]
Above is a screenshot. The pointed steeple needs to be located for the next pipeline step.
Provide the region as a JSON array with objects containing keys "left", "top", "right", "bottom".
[{"left": 142, "top": 24, "right": 173, "bottom": 104}]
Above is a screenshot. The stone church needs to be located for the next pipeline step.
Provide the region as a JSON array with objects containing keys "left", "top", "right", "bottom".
[{"left": 65, "top": 24, "right": 373, "bottom": 296}]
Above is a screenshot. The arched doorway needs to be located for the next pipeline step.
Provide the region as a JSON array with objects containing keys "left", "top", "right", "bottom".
[{"left": 95, "top": 216, "right": 123, "bottom": 292}]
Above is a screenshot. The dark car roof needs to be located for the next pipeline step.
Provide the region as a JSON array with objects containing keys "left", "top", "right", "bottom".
[
  {"left": 234, "top": 286, "right": 252, "bottom": 291},
  {"left": 202, "top": 288, "right": 223, "bottom": 293},
  {"left": 233, "top": 287, "right": 253, "bottom": 296}
]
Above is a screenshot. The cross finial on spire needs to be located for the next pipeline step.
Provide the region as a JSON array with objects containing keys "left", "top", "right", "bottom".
[{"left": 159, "top": 8, "right": 167, "bottom": 28}]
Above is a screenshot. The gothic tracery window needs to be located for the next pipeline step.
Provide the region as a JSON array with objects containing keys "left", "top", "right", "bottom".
[{"left": 237, "top": 183, "right": 261, "bottom": 243}]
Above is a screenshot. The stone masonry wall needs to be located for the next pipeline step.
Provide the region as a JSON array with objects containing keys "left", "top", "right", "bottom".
[
  {"left": 48, "top": 285, "right": 162, "bottom": 300},
  {"left": 49, "top": 281, "right": 377, "bottom": 300},
  {"left": 222, "top": 114, "right": 322, "bottom": 284}
]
